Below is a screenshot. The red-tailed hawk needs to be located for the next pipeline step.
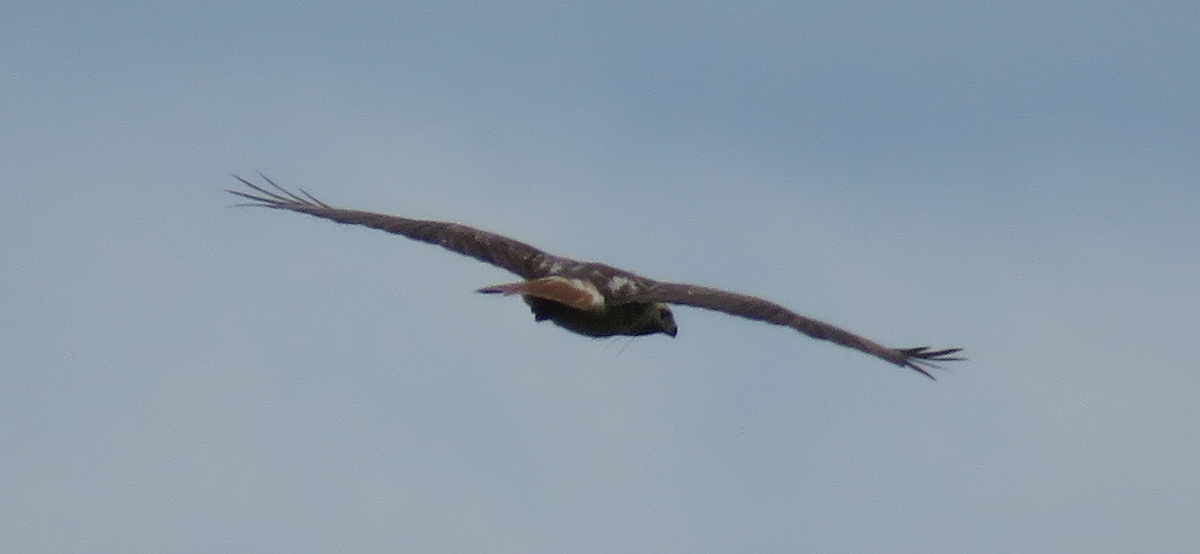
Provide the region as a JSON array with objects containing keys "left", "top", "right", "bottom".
[{"left": 229, "top": 175, "right": 963, "bottom": 379}]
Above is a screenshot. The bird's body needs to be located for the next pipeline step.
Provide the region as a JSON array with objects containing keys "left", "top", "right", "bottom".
[
  {"left": 229, "top": 175, "right": 962, "bottom": 379},
  {"left": 476, "top": 275, "right": 676, "bottom": 338}
]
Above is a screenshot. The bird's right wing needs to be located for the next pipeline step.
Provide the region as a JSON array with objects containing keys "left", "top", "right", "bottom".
[{"left": 630, "top": 282, "right": 964, "bottom": 379}]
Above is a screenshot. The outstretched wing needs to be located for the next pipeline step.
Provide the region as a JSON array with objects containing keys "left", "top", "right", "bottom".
[
  {"left": 629, "top": 283, "right": 963, "bottom": 379},
  {"left": 228, "top": 175, "right": 557, "bottom": 279}
]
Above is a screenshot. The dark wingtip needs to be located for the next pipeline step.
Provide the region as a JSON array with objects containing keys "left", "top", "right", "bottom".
[
  {"left": 227, "top": 174, "right": 333, "bottom": 211},
  {"left": 900, "top": 346, "right": 965, "bottom": 380}
]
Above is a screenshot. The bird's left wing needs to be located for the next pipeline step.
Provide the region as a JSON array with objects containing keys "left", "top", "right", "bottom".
[
  {"left": 228, "top": 175, "right": 557, "bottom": 279},
  {"left": 628, "top": 282, "right": 963, "bottom": 379}
]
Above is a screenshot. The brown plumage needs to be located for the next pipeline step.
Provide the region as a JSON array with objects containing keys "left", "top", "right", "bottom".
[{"left": 229, "top": 175, "right": 963, "bottom": 379}]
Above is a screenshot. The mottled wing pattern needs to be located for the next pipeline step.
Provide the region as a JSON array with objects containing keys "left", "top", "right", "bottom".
[
  {"left": 229, "top": 175, "right": 557, "bottom": 279},
  {"left": 629, "top": 282, "right": 963, "bottom": 379},
  {"left": 477, "top": 277, "right": 606, "bottom": 312}
]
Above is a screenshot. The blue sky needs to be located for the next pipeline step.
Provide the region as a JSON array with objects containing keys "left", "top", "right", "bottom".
[{"left": 2, "top": 1, "right": 1198, "bottom": 552}]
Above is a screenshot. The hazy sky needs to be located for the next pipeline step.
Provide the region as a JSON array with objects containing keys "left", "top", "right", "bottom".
[{"left": 3, "top": 1, "right": 1198, "bottom": 552}]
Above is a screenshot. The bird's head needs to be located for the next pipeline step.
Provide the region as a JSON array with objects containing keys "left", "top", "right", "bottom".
[{"left": 652, "top": 303, "right": 677, "bottom": 337}]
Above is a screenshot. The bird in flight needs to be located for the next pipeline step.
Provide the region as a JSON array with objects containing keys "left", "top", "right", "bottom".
[{"left": 229, "top": 175, "right": 963, "bottom": 379}]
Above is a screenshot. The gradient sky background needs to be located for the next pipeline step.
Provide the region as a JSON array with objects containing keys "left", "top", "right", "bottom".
[{"left": 3, "top": 1, "right": 1198, "bottom": 552}]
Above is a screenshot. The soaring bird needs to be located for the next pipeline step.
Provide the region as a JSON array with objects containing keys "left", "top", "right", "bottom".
[{"left": 229, "top": 175, "right": 963, "bottom": 379}]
